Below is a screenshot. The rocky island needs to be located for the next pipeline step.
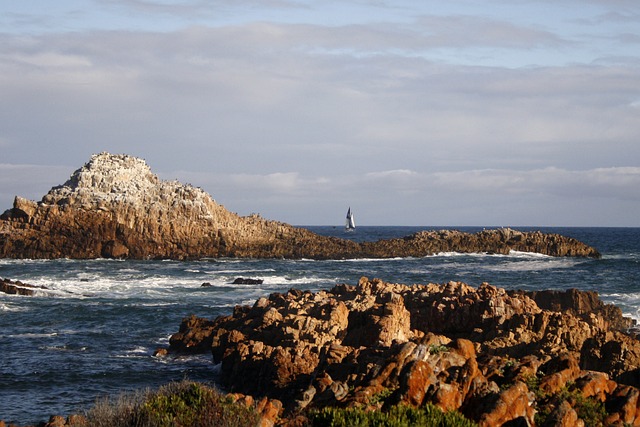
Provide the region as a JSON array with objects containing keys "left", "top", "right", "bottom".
[{"left": 0, "top": 152, "right": 600, "bottom": 260}]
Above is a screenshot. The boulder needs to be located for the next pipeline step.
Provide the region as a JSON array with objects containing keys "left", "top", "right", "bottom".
[
  {"left": 475, "top": 382, "right": 535, "bottom": 427},
  {"left": 168, "top": 315, "right": 218, "bottom": 354}
]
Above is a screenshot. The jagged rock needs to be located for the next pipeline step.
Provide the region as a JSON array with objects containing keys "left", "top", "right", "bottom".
[
  {"left": 475, "top": 381, "right": 535, "bottom": 427},
  {"left": 153, "top": 348, "right": 169, "bottom": 357},
  {"left": 543, "top": 400, "right": 584, "bottom": 427},
  {"left": 538, "top": 353, "right": 581, "bottom": 395},
  {"left": 0, "top": 153, "right": 601, "bottom": 260},
  {"left": 168, "top": 277, "right": 640, "bottom": 424},
  {"left": 168, "top": 315, "right": 218, "bottom": 354},
  {"left": 0, "top": 278, "right": 49, "bottom": 296},
  {"left": 511, "top": 288, "right": 633, "bottom": 331},
  {"left": 226, "top": 394, "right": 283, "bottom": 427},
  {"left": 605, "top": 385, "right": 640, "bottom": 425},
  {"left": 232, "top": 278, "right": 264, "bottom": 285}
]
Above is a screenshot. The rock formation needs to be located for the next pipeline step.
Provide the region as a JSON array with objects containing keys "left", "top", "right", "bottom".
[
  {"left": 168, "top": 277, "right": 640, "bottom": 426},
  {"left": 0, "top": 278, "right": 50, "bottom": 296},
  {"left": 0, "top": 152, "right": 601, "bottom": 260}
]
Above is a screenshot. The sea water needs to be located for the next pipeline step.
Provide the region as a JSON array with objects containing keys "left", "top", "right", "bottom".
[{"left": 1, "top": 226, "right": 639, "bottom": 424}]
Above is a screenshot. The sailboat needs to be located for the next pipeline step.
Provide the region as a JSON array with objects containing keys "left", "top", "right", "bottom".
[{"left": 345, "top": 207, "right": 356, "bottom": 232}]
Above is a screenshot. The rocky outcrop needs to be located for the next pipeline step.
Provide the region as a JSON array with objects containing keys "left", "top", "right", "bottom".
[
  {"left": 169, "top": 278, "right": 640, "bottom": 425},
  {"left": 361, "top": 227, "right": 601, "bottom": 258},
  {"left": 232, "top": 277, "right": 264, "bottom": 285},
  {"left": 0, "top": 153, "right": 358, "bottom": 260},
  {"left": 0, "top": 278, "right": 50, "bottom": 296},
  {"left": 0, "top": 153, "right": 601, "bottom": 260}
]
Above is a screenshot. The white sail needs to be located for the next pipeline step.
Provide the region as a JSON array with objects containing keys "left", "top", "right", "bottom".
[{"left": 345, "top": 207, "right": 356, "bottom": 231}]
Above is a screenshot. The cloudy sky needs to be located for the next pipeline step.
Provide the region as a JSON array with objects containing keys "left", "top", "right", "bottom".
[{"left": 1, "top": 0, "right": 639, "bottom": 226}]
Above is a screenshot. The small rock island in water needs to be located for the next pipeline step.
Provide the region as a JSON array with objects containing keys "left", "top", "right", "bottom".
[{"left": 0, "top": 152, "right": 600, "bottom": 260}]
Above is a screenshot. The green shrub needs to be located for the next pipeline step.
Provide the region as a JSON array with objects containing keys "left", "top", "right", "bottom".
[
  {"left": 528, "top": 380, "right": 608, "bottom": 427},
  {"left": 84, "top": 390, "right": 146, "bottom": 427},
  {"left": 309, "top": 403, "right": 477, "bottom": 427},
  {"left": 428, "top": 344, "right": 449, "bottom": 355},
  {"left": 368, "top": 388, "right": 394, "bottom": 406},
  {"left": 84, "top": 380, "right": 259, "bottom": 427},
  {"left": 559, "top": 388, "right": 607, "bottom": 427}
]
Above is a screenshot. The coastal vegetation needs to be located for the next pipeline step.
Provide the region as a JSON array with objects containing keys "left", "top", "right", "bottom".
[
  {"left": 308, "top": 405, "right": 477, "bottom": 426},
  {"left": 82, "top": 381, "right": 258, "bottom": 427},
  {"left": 72, "top": 380, "right": 476, "bottom": 427}
]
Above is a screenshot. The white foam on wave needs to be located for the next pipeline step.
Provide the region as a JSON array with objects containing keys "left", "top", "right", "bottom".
[
  {"left": 124, "top": 301, "right": 177, "bottom": 308},
  {"left": 312, "top": 251, "right": 555, "bottom": 261},
  {"left": 0, "top": 301, "right": 29, "bottom": 312},
  {"left": 429, "top": 250, "right": 552, "bottom": 259},
  {"left": 602, "top": 293, "right": 640, "bottom": 323},
  {"left": 40, "top": 344, "right": 88, "bottom": 352},
  {"left": 481, "top": 262, "right": 574, "bottom": 273},
  {"left": 22, "top": 271, "right": 329, "bottom": 302},
  {"left": 0, "top": 258, "right": 56, "bottom": 266},
  {"left": 114, "top": 346, "right": 151, "bottom": 358},
  {"left": 200, "top": 258, "right": 242, "bottom": 263},
  {"left": 432, "top": 252, "right": 473, "bottom": 258},
  {"left": 481, "top": 257, "right": 580, "bottom": 273},
  {"left": 204, "top": 268, "right": 277, "bottom": 274},
  {"left": 330, "top": 257, "right": 407, "bottom": 263},
  {"left": 602, "top": 253, "right": 640, "bottom": 261},
  {"left": 508, "top": 250, "right": 553, "bottom": 258},
  {"left": 259, "top": 274, "right": 325, "bottom": 286},
  {"left": 23, "top": 275, "right": 211, "bottom": 299},
  {"left": 0, "top": 332, "right": 58, "bottom": 339}
]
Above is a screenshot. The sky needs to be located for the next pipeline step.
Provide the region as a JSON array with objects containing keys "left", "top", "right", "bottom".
[{"left": 1, "top": 0, "right": 639, "bottom": 226}]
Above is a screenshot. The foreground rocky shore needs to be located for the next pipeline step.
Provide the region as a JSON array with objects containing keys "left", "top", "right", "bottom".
[
  {"left": 0, "top": 153, "right": 600, "bottom": 260},
  {"left": 167, "top": 277, "right": 640, "bottom": 426}
]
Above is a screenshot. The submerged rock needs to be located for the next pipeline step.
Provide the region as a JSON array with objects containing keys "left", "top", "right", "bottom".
[
  {"left": 232, "top": 277, "right": 264, "bottom": 285},
  {"left": 0, "top": 278, "right": 49, "bottom": 296},
  {"left": 168, "top": 277, "right": 640, "bottom": 425},
  {"left": 0, "top": 152, "right": 601, "bottom": 260}
]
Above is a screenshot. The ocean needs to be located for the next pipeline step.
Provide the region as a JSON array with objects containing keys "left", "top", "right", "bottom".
[{"left": 1, "top": 226, "right": 639, "bottom": 424}]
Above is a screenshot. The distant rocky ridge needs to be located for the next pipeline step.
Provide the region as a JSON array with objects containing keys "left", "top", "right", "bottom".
[
  {"left": 168, "top": 277, "right": 640, "bottom": 426},
  {"left": 0, "top": 152, "right": 601, "bottom": 260}
]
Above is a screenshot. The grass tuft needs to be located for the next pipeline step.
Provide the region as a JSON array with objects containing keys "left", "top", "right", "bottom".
[{"left": 308, "top": 403, "right": 477, "bottom": 427}]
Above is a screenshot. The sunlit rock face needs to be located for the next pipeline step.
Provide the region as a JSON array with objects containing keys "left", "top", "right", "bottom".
[
  {"left": 0, "top": 152, "right": 600, "bottom": 260},
  {"left": 0, "top": 152, "right": 357, "bottom": 259},
  {"left": 168, "top": 277, "right": 639, "bottom": 425}
]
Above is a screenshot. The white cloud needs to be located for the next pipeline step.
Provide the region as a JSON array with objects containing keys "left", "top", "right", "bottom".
[
  {"left": 0, "top": 2, "right": 639, "bottom": 225},
  {"left": 430, "top": 166, "right": 640, "bottom": 196},
  {"left": 365, "top": 169, "right": 418, "bottom": 179},
  {"left": 232, "top": 172, "right": 303, "bottom": 193},
  {"left": 158, "top": 165, "right": 640, "bottom": 225}
]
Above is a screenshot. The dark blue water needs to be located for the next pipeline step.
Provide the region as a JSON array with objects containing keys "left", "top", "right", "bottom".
[{"left": 1, "top": 226, "right": 638, "bottom": 424}]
